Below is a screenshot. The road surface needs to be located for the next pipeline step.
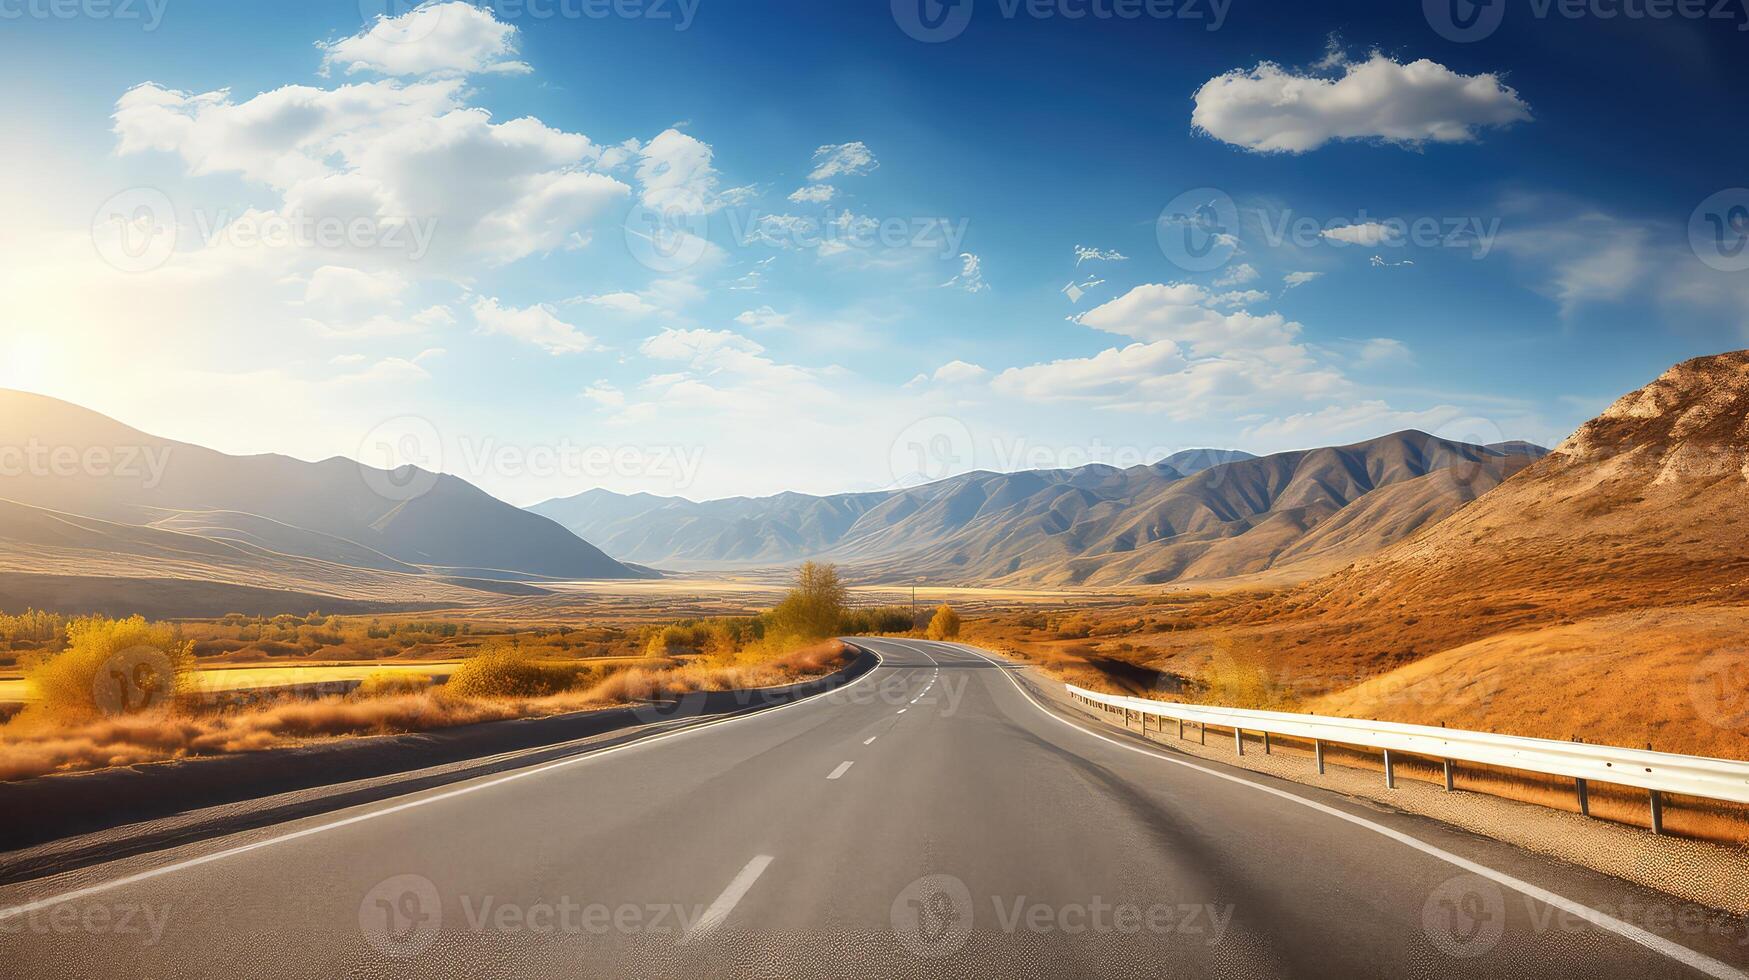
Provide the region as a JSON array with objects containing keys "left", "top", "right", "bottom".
[{"left": 3, "top": 638, "right": 1746, "bottom": 978}]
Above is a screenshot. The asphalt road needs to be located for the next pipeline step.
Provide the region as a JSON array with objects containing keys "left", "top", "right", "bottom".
[{"left": 3, "top": 638, "right": 1747, "bottom": 978}]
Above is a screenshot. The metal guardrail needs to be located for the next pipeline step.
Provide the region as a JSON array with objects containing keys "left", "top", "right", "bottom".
[{"left": 1067, "top": 685, "right": 1749, "bottom": 834}]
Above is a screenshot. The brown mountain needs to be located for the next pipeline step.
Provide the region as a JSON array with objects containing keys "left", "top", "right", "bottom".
[
  {"left": 0, "top": 390, "right": 643, "bottom": 613},
  {"left": 1145, "top": 351, "right": 1749, "bottom": 754},
  {"left": 537, "top": 435, "right": 1542, "bottom": 588}
]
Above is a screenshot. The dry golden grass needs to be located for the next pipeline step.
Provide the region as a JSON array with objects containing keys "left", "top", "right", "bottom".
[{"left": 0, "top": 639, "right": 854, "bottom": 781}]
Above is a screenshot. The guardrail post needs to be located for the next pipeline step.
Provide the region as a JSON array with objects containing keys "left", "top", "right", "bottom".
[
  {"left": 1649, "top": 790, "right": 1664, "bottom": 835},
  {"left": 1235, "top": 728, "right": 1244, "bottom": 756},
  {"left": 1263, "top": 732, "right": 1272, "bottom": 755},
  {"left": 1199, "top": 722, "right": 1205, "bottom": 746},
  {"left": 1383, "top": 749, "right": 1396, "bottom": 789},
  {"left": 1177, "top": 718, "right": 1184, "bottom": 740},
  {"left": 1443, "top": 759, "right": 1455, "bottom": 792},
  {"left": 1314, "top": 739, "right": 1325, "bottom": 775}
]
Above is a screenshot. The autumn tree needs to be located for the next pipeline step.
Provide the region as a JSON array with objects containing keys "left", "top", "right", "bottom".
[
  {"left": 769, "top": 561, "right": 849, "bottom": 640},
  {"left": 926, "top": 605, "right": 961, "bottom": 640}
]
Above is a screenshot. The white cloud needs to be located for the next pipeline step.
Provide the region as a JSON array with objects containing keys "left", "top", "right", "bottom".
[
  {"left": 993, "top": 341, "right": 1187, "bottom": 402},
  {"left": 942, "top": 253, "right": 989, "bottom": 293},
  {"left": 1011, "top": 282, "right": 1358, "bottom": 416},
  {"left": 636, "top": 128, "right": 734, "bottom": 213},
  {"left": 1322, "top": 221, "right": 1397, "bottom": 246},
  {"left": 639, "top": 327, "right": 762, "bottom": 363},
  {"left": 1495, "top": 212, "right": 1652, "bottom": 315},
  {"left": 1283, "top": 271, "right": 1322, "bottom": 289},
  {"left": 471, "top": 296, "right": 602, "bottom": 354},
  {"left": 1241, "top": 401, "right": 1467, "bottom": 448},
  {"left": 1191, "top": 53, "right": 1531, "bottom": 153},
  {"left": 330, "top": 354, "right": 435, "bottom": 385},
  {"left": 113, "top": 80, "right": 630, "bottom": 267},
  {"left": 1352, "top": 337, "right": 1413, "bottom": 367},
  {"left": 1496, "top": 207, "right": 1749, "bottom": 331},
  {"left": 583, "top": 381, "right": 625, "bottom": 408},
  {"left": 318, "top": 2, "right": 531, "bottom": 78},
  {"left": 1210, "top": 289, "right": 1269, "bottom": 307},
  {"left": 734, "top": 306, "right": 792, "bottom": 330},
  {"left": 1076, "top": 283, "right": 1300, "bottom": 350},
  {"left": 931, "top": 359, "right": 988, "bottom": 384},
  {"left": 788, "top": 184, "right": 837, "bottom": 204},
  {"left": 1213, "top": 263, "right": 1258, "bottom": 286},
  {"left": 808, "top": 142, "right": 878, "bottom": 181},
  {"left": 578, "top": 292, "right": 662, "bottom": 317},
  {"left": 1370, "top": 254, "right": 1415, "bottom": 268}
]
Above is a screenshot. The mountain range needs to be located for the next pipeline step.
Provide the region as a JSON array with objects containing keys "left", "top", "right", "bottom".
[
  {"left": 533, "top": 435, "right": 1546, "bottom": 588},
  {"left": 0, "top": 390, "right": 644, "bottom": 616}
]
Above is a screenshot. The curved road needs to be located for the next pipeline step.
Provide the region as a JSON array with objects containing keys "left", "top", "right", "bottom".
[{"left": 3, "top": 639, "right": 1746, "bottom": 978}]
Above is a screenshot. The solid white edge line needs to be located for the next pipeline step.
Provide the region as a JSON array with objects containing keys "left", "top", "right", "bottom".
[
  {"left": 683, "top": 854, "right": 774, "bottom": 942},
  {"left": 913, "top": 639, "right": 1743, "bottom": 980},
  {"left": 0, "top": 648, "right": 887, "bottom": 922},
  {"left": 827, "top": 761, "right": 854, "bottom": 780}
]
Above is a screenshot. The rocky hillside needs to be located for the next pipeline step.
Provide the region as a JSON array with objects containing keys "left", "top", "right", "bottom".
[{"left": 1141, "top": 351, "right": 1749, "bottom": 753}]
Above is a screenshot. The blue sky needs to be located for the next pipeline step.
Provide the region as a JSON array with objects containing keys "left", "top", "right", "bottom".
[{"left": 2, "top": 0, "right": 1747, "bottom": 503}]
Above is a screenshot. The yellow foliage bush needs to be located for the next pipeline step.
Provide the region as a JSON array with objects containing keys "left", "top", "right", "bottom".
[
  {"left": 926, "top": 605, "right": 961, "bottom": 640},
  {"left": 21, "top": 615, "right": 194, "bottom": 720},
  {"left": 444, "top": 645, "right": 595, "bottom": 698}
]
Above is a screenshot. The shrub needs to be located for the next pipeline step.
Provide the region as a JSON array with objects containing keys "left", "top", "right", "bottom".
[
  {"left": 352, "top": 672, "right": 435, "bottom": 699},
  {"left": 840, "top": 606, "right": 914, "bottom": 635},
  {"left": 445, "top": 645, "right": 594, "bottom": 698},
  {"left": 1193, "top": 640, "right": 1296, "bottom": 710},
  {"left": 21, "top": 615, "right": 194, "bottom": 720},
  {"left": 926, "top": 605, "right": 962, "bottom": 640}
]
